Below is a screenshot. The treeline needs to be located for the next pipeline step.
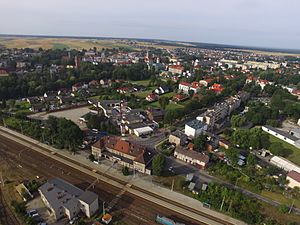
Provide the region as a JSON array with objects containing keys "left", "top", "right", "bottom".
[{"left": 3, "top": 115, "right": 83, "bottom": 151}]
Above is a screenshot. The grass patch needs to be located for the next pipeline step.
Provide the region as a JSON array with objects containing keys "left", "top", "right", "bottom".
[
  {"left": 130, "top": 79, "right": 151, "bottom": 86},
  {"left": 153, "top": 175, "right": 194, "bottom": 197},
  {"left": 265, "top": 132, "right": 300, "bottom": 166},
  {"left": 52, "top": 42, "right": 69, "bottom": 49},
  {"left": 261, "top": 202, "right": 300, "bottom": 224},
  {"left": 261, "top": 190, "right": 300, "bottom": 209}
]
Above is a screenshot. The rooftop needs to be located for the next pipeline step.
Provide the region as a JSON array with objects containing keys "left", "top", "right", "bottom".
[
  {"left": 287, "top": 171, "right": 300, "bottom": 183},
  {"left": 263, "top": 125, "right": 299, "bottom": 141},
  {"left": 186, "top": 119, "right": 207, "bottom": 130}
]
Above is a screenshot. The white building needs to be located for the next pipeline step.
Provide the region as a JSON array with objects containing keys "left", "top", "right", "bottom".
[
  {"left": 133, "top": 126, "right": 153, "bottom": 137},
  {"left": 39, "top": 178, "right": 99, "bottom": 221},
  {"left": 262, "top": 125, "right": 300, "bottom": 148},
  {"left": 270, "top": 156, "right": 300, "bottom": 174},
  {"left": 185, "top": 119, "right": 208, "bottom": 138},
  {"left": 178, "top": 82, "right": 191, "bottom": 94},
  {"left": 174, "top": 147, "right": 209, "bottom": 169}
]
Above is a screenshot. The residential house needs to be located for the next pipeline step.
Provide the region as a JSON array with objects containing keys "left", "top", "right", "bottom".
[
  {"left": 92, "top": 136, "right": 154, "bottom": 174},
  {"left": 173, "top": 94, "right": 188, "bottom": 102},
  {"left": 169, "top": 130, "right": 187, "bottom": 146},
  {"left": 209, "top": 83, "right": 224, "bottom": 94},
  {"left": 174, "top": 147, "right": 209, "bottom": 169},
  {"left": 72, "top": 83, "right": 88, "bottom": 92},
  {"left": 168, "top": 64, "right": 184, "bottom": 75},
  {"left": 178, "top": 82, "right": 200, "bottom": 94},
  {"left": 178, "top": 82, "right": 191, "bottom": 94},
  {"left": 199, "top": 78, "right": 213, "bottom": 87},
  {"left": 0, "top": 68, "right": 9, "bottom": 77},
  {"left": 146, "top": 93, "right": 158, "bottom": 102},
  {"left": 154, "top": 86, "right": 170, "bottom": 95},
  {"left": 39, "top": 178, "right": 98, "bottom": 221}
]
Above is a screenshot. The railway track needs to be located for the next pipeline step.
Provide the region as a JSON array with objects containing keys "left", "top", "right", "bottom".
[
  {"left": 0, "top": 188, "right": 22, "bottom": 225},
  {"left": 0, "top": 129, "right": 237, "bottom": 225}
]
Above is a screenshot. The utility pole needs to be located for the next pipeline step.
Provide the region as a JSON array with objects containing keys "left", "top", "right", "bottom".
[
  {"left": 171, "top": 179, "right": 174, "bottom": 192},
  {"left": 102, "top": 201, "right": 105, "bottom": 215},
  {"left": 0, "top": 172, "right": 4, "bottom": 187},
  {"left": 220, "top": 196, "right": 225, "bottom": 211},
  {"left": 289, "top": 199, "right": 295, "bottom": 214}
]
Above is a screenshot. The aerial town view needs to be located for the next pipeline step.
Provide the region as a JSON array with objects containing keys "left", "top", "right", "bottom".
[{"left": 0, "top": 1, "right": 300, "bottom": 225}]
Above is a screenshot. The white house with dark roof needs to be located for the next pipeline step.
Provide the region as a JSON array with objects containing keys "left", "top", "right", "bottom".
[
  {"left": 262, "top": 125, "right": 300, "bottom": 148},
  {"left": 39, "top": 178, "right": 98, "bottom": 221}
]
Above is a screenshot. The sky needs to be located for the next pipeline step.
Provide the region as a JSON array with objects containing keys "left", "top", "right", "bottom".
[{"left": 1, "top": 0, "right": 300, "bottom": 49}]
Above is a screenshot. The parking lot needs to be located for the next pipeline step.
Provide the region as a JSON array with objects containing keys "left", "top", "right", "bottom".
[
  {"left": 28, "top": 106, "right": 91, "bottom": 129},
  {"left": 26, "top": 197, "right": 68, "bottom": 225}
]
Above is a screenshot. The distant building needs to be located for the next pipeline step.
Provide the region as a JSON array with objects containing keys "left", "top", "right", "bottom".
[
  {"left": 185, "top": 119, "right": 208, "bottom": 138},
  {"left": 146, "top": 93, "right": 158, "bottom": 102},
  {"left": 39, "top": 178, "right": 99, "bottom": 221},
  {"left": 178, "top": 82, "right": 200, "bottom": 94},
  {"left": 154, "top": 86, "right": 170, "bottom": 95},
  {"left": 199, "top": 78, "right": 213, "bottom": 87},
  {"left": 168, "top": 64, "right": 184, "bottom": 75},
  {"left": 209, "top": 83, "right": 224, "bottom": 94}
]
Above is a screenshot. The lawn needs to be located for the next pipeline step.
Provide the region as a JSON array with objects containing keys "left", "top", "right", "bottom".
[
  {"left": 153, "top": 175, "right": 194, "bottom": 197},
  {"left": 130, "top": 79, "right": 151, "bottom": 86},
  {"left": 53, "top": 42, "right": 69, "bottom": 49},
  {"left": 149, "top": 101, "right": 183, "bottom": 111},
  {"left": 265, "top": 132, "right": 300, "bottom": 166},
  {"left": 261, "top": 190, "right": 300, "bottom": 208},
  {"left": 12, "top": 101, "right": 32, "bottom": 114}
]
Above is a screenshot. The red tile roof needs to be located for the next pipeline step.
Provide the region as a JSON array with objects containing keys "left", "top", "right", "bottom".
[
  {"left": 287, "top": 171, "right": 300, "bottom": 183},
  {"left": 179, "top": 82, "right": 191, "bottom": 87}
]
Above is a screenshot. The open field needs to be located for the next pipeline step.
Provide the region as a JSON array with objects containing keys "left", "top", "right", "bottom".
[
  {"left": 227, "top": 48, "right": 300, "bottom": 57},
  {"left": 261, "top": 190, "right": 300, "bottom": 209},
  {"left": 0, "top": 37, "right": 179, "bottom": 50},
  {"left": 0, "top": 38, "right": 137, "bottom": 50},
  {"left": 265, "top": 132, "right": 300, "bottom": 166}
]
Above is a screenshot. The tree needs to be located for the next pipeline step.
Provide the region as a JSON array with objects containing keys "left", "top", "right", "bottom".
[
  {"left": 278, "top": 204, "right": 289, "bottom": 214},
  {"left": 226, "top": 147, "right": 239, "bottom": 166},
  {"left": 269, "top": 143, "right": 292, "bottom": 157},
  {"left": 247, "top": 154, "right": 257, "bottom": 167},
  {"left": 122, "top": 166, "right": 129, "bottom": 176},
  {"left": 88, "top": 154, "right": 95, "bottom": 162},
  {"left": 231, "top": 115, "right": 246, "bottom": 128},
  {"left": 188, "top": 89, "right": 195, "bottom": 97},
  {"left": 152, "top": 154, "right": 165, "bottom": 176},
  {"left": 158, "top": 96, "right": 169, "bottom": 110},
  {"left": 193, "top": 134, "right": 207, "bottom": 152}
]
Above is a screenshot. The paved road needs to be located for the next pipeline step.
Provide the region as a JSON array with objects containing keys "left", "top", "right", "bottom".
[
  {"left": 165, "top": 156, "right": 300, "bottom": 215},
  {"left": 0, "top": 129, "right": 242, "bottom": 225}
]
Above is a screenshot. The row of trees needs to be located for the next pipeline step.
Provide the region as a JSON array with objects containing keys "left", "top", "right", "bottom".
[{"left": 3, "top": 115, "right": 83, "bottom": 152}]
